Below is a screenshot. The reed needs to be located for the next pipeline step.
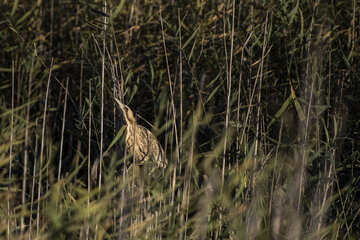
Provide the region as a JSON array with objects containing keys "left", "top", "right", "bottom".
[{"left": 0, "top": 1, "right": 359, "bottom": 239}]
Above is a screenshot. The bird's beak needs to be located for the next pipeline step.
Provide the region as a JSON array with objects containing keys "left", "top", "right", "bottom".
[{"left": 115, "top": 98, "right": 125, "bottom": 111}]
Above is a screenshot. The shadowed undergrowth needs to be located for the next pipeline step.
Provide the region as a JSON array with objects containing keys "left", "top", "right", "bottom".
[{"left": 0, "top": 0, "right": 360, "bottom": 239}]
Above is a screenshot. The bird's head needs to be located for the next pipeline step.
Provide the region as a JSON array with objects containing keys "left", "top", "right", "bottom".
[{"left": 115, "top": 98, "right": 135, "bottom": 125}]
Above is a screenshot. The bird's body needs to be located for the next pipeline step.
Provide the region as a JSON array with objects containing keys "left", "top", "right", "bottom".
[{"left": 115, "top": 99, "right": 167, "bottom": 168}]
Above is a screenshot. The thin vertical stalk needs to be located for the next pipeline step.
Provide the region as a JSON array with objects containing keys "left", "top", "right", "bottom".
[
  {"left": 29, "top": 132, "right": 39, "bottom": 239},
  {"left": 96, "top": 2, "right": 106, "bottom": 239},
  {"left": 351, "top": 0, "right": 356, "bottom": 63},
  {"left": 16, "top": 56, "right": 23, "bottom": 106},
  {"left": 50, "top": 0, "right": 54, "bottom": 48},
  {"left": 75, "top": 53, "right": 83, "bottom": 180},
  {"left": 58, "top": 77, "right": 69, "bottom": 181},
  {"left": 160, "top": 5, "right": 180, "bottom": 165},
  {"left": 182, "top": 131, "right": 195, "bottom": 239},
  {"left": 180, "top": 113, "right": 197, "bottom": 240},
  {"left": 36, "top": 58, "right": 53, "bottom": 236},
  {"left": 269, "top": 89, "right": 287, "bottom": 231},
  {"left": 235, "top": 0, "right": 242, "bottom": 169},
  {"left": 178, "top": 8, "right": 183, "bottom": 161},
  {"left": 269, "top": 112, "right": 284, "bottom": 212},
  {"left": 8, "top": 60, "right": 15, "bottom": 240},
  {"left": 222, "top": 0, "right": 235, "bottom": 191},
  {"left": 333, "top": 76, "right": 351, "bottom": 237},
  {"left": 113, "top": 80, "right": 116, "bottom": 136},
  {"left": 305, "top": 2, "right": 316, "bottom": 87},
  {"left": 110, "top": 24, "right": 124, "bottom": 99},
  {"left": 170, "top": 7, "right": 182, "bottom": 210},
  {"left": 317, "top": 161, "right": 333, "bottom": 232},
  {"left": 98, "top": 0, "right": 106, "bottom": 195},
  {"left": 160, "top": 5, "right": 181, "bottom": 238},
  {"left": 297, "top": 81, "right": 314, "bottom": 214},
  {"left": 21, "top": 54, "right": 35, "bottom": 237},
  {"left": 75, "top": 1, "right": 80, "bottom": 48},
  {"left": 130, "top": 119, "right": 138, "bottom": 239},
  {"left": 253, "top": 11, "right": 268, "bottom": 183},
  {"left": 87, "top": 76, "right": 92, "bottom": 240},
  {"left": 298, "top": 1, "right": 317, "bottom": 213},
  {"left": 236, "top": 31, "right": 251, "bottom": 168}
]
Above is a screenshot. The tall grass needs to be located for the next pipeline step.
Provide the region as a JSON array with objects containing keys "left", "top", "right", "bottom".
[{"left": 1, "top": 0, "right": 359, "bottom": 239}]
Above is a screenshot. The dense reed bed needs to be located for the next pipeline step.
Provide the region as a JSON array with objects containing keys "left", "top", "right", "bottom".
[{"left": 0, "top": 0, "right": 359, "bottom": 239}]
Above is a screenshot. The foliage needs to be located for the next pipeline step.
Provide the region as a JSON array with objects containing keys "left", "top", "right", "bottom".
[{"left": 0, "top": 0, "right": 359, "bottom": 239}]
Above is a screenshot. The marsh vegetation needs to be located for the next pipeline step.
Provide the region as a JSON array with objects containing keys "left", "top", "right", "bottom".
[{"left": 0, "top": 0, "right": 359, "bottom": 239}]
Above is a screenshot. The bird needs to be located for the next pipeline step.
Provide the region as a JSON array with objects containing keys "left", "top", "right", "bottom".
[{"left": 115, "top": 98, "right": 168, "bottom": 169}]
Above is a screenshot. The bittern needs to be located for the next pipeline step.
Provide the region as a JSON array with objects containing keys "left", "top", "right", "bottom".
[{"left": 115, "top": 98, "right": 167, "bottom": 169}]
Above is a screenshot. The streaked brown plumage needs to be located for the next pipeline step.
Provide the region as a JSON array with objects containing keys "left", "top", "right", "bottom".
[{"left": 115, "top": 98, "right": 167, "bottom": 168}]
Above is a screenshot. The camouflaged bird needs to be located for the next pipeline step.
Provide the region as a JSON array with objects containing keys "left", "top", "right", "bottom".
[{"left": 115, "top": 98, "right": 167, "bottom": 169}]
